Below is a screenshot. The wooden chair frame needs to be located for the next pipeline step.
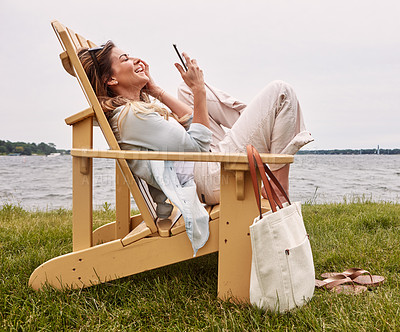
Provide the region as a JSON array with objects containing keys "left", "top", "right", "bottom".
[{"left": 28, "top": 20, "right": 293, "bottom": 302}]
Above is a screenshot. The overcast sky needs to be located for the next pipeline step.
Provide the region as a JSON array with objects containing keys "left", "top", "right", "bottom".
[{"left": 1, "top": 0, "right": 399, "bottom": 150}]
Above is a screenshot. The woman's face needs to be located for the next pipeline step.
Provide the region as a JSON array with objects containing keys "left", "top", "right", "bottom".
[{"left": 109, "top": 47, "right": 149, "bottom": 92}]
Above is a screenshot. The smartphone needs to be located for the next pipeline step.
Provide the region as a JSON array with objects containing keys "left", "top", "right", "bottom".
[{"left": 173, "top": 44, "right": 187, "bottom": 71}]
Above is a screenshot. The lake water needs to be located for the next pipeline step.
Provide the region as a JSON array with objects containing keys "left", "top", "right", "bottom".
[{"left": 0, "top": 154, "right": 399, "bottom": 211}]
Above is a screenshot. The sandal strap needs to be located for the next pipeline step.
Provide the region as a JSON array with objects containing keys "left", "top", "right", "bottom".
[
  {"left": 342, "top": 268, "right": 373, "bottom": 282},
  {"left": 322, "top": 275, "right": 355, "bottom": 289}
]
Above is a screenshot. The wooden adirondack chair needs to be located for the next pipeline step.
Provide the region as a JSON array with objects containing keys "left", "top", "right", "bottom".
[{"left": 28, "top": 20, "right": 294, "bottom": 302}]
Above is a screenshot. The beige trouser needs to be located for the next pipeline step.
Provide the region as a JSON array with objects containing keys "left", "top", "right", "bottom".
[{"left": 177, "top": 80, "right": 314, "bottom": 205}]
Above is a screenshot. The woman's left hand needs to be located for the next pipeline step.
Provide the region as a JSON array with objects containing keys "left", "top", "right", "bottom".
[{"left": 141, "top": 59, "right": 163, "bottom": 97}]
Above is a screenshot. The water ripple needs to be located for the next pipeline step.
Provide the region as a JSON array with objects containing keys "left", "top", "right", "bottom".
[{"left": 1, "top": 154, "right": 399, "bottom": 210}]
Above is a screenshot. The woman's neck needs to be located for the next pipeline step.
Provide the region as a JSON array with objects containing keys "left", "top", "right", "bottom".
[
  {"left": 114, "top": 86, "right": 142, "bottom": 101},
  {"left": 123, "top": 90, "right": 141, "bottom": 102}
]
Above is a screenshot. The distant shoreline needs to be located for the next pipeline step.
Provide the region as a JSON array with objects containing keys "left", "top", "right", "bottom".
[
  {"left": 1, "top": 139, "right": 399, "bottom": 156},
  {"left": 0, "top": 140, "right": 70, "bottom": 156},
  {"left": 298, "top": 148, "right": 400, "bottom": 155},
  {"left": 2, "top": 150, "right": 399, "bottom": 156}
]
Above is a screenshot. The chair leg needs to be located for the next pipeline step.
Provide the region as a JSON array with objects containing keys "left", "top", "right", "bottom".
[
  {"left": 115, "top": 163, "right": 131, "bottom": 238},
  {"left": 72, "top": 118, "right": 93, "bottom": 251},
  {"left": 218, "top": 167, "right": 259, "bottom": 302}
]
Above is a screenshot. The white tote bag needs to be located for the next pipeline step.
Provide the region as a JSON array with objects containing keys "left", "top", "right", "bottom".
[{"left": 247, "top": 145, "right": 315, "bottom": 312}]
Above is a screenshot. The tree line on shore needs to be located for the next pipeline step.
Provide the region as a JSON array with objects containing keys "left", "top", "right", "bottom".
[
  {"left": 298, "top": 148, "right": 400, "bottom": 155},
  {"left": 0, "top": 140, "right": 70, "bottom": 156},
  {"left": 1, "top": 139, "right": 398, "bottom": 156}
]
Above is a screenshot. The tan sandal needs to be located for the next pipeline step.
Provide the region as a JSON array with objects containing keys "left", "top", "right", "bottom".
[
  {"left": 321, "top": 268, "right": 385, "bottom": 287},
  {"left": 315, "top": 274, "right": 367, "bottom": 295}
]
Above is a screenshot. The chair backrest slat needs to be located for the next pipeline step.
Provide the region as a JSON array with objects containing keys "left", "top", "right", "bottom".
[
  {"left": 66, "top": 27, "right": 82, "bottom": 49},
  {"left": 87, "top": 39, "right": 97, "bottom": 48},
  {"left": 135, "top": 177, "right": 157, "bottom": 218},
  {"left": 52, "top": 20, "right": 158, "bottom": 232},
  {"left": 76, "top": 34, "right": 89, "bottom": 48}
]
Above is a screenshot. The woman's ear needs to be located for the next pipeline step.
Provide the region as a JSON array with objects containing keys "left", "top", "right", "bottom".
[{"left": 107, "top": 78, "right": 118, "bottom": 86}]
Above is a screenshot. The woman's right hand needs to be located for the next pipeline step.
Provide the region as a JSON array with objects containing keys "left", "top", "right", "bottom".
[
  {"left": 175, "top": 52, "right": 209, "bottom": 128},
  {"left": 141, "top": 59, "right": 163, "bottom": 97},
  {"left": 175, "top": 53, "right": 205, "bottom": 93}
]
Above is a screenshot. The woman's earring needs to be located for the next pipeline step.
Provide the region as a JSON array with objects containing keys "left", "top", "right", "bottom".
[{"left": 108, "top": 79, "right": 118, "bottom": 86}]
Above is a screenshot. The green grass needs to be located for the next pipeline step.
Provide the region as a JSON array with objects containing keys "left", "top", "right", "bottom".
[{"left": 1, "top": 201, "right": 399, "bottom": 331}]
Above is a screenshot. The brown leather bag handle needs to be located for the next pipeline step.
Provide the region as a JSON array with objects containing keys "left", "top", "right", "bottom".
[
  {"left": 246, "top": 145, "right": 291, "bottom": 217},
  {"left": 257, "top": 153, "right": 290, "bottom": 205},
  {"left": 251, "top": 145, "right": 283, "bottom": 212},
  {"left": 252, "top": 145, "right": 291, "bottom": 207},
  {"left": 247, "top": 145, "right": 270, "bottom": 216}
]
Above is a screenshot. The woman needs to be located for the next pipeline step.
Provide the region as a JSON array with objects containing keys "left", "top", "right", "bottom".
[{"left": 78, "top": 41, "right": 313, "bottom": 252}]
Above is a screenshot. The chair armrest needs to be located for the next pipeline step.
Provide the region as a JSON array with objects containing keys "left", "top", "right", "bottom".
[
  {"left": 70, "top": 148, "right": 293, "bottom": 164},
  {"left": 65, "top": 108, "right": 95, "bottom": 125}
]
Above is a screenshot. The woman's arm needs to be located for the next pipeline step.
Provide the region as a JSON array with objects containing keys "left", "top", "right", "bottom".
[
  {"left": 142, "top": 60, "right": 193, "bottom": 119},
  {"left": 142, "top": 54, "right": 210, "bottom": 129},
  {"left": 156, "top": 90, "right": 194, "bottom": 119},
  {"left": 175, "top": 53, "right": 210, "bottom": 129},
  {"left": 118, "top": 106, "right": 212, "bottom": 153}
]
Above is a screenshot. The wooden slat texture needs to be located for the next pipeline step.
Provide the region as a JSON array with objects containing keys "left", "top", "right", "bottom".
[
  {"left": 65, "top": 107, "right": 94, "bottom": 125},
  {"left": 66, "top": 27, "right": 81, "bottom": 49},
  {"left": 218, "top": 166, "right": 258, "bottom": 301},
  {"left": 70, "top": 149, "right": 294, "bottom": 164},
  {"left": 115, "top": 163, "right": 131, "bottom": 238},
  {"left": 170, "top": 216, "right": 186, "bottom": 235},
  {"left": 72, "top": 117, "right": 93, "bottom": 252},
  {"left": 121, "top": 223, "right": 152, "bottom": 246},
  {"left": 87, "top": 39, "right": 97, "bottom": 48},
  {"left": 59, "top": 51, "right": 75, "bottom": 76},
  {"left": 76, "top": 34, "right": 89, "bottom": 48}
]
